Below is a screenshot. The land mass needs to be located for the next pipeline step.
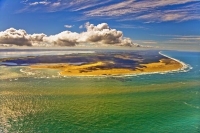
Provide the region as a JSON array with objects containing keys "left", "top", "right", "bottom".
[
  {"left": 29, "top": 55, "right": 183, "bottom": 76},
  {"left": 0, "top": 51, "right": 183, "bottom": 76}
]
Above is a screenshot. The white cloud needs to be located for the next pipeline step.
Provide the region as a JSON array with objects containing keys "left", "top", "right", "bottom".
[
  {"left": 21, "top": 0, "right": 112, "bottom": 13},
  {"left": 173, "top": 36, "right": 200, "bottom": 41},
  {"left": 46, "top": 31, "right": 79, "bottom": 46},
  {"left": 142, "top": 41, "right": 157, "bottom": 44},
  {"left": 85, "top": 0, "right": 198, "bottom": 16},
  {"left": 29, "top": 1, "right": 50, "bottom": 6},
  {"left": 114, "top": 24, "right": 147, "bottom": 29},
  {"left": 64, "top": 25, "right": 73, "bottom": 28},
  {"left": 0, "top": 23, "right": 139, "bottom": 47},
  {"left": 154, "top": 34, "right": 200, "bottom": 40},
  {"left": 19, "top": 0, "right": 200, "bottom": 22},
  {"left": 21, "top": 0, "right": 28, "bottom": 4},
  {"left": 149, "top": 34, "right": 200, "bottom": 50},
  {"left": 71, "top": 0, "right": 112, "bottom": 11},
  {"left": 0, "top": 28, "right": 48, "bottom": 46},
  {"left": 84, "top": 0, "right": 200, "bottom": 22},
  {"left": 51, "top": 2, "right": 60, "bottom": 7},
  {"left": 0, "top": 28, "right": 32, "bottom": 46},
  {"left": 79, "top": 25, "right": 83, "bottom": 29}
]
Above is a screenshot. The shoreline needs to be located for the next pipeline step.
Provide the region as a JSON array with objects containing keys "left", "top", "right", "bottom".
[
  {"left": 29, "top": 51, "right": 187, "bottom": 77},
  {"left": 159, "top": 51, "right": 190, "bottom": 71}
]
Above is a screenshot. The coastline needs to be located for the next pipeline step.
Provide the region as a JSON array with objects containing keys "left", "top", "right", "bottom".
[
  {"left": 29, "top": 51, "right": 187, "bottom": 77},
  {"left": 159, "top": 51, "right": 189, "bottom": 71}
]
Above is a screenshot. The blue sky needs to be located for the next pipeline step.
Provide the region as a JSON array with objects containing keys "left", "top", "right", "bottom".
[{"left": 0, "top": 0, "right": 200, "bottom": 50}]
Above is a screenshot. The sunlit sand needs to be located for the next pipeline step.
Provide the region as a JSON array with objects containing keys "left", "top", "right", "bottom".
[{"left": 30, "top": 58, "right": 183, "bottom": 76}]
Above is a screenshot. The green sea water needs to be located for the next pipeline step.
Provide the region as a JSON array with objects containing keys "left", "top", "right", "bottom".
[{"left": 0, "top": 50, "right": 200, "bottom": 133}]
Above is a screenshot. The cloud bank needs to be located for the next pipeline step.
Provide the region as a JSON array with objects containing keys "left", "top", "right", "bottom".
[{"left": 0, "top": 23, "right": 139, "bottom": 47}]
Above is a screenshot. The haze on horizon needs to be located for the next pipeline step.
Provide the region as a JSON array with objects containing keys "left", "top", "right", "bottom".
[{"left": 0, "top": 0, "right": 200, "bottom": 51}]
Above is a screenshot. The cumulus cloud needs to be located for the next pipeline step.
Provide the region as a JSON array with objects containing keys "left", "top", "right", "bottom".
[
  {"left": 46, "top": 31, "right": 79, "bottom": 46},
  {"left": 0, "top": 28, "right": 32, "bottom": 46},
  {"left": 0, "top": 28, "right": 48, "bottom": 46},
  {"left": 78, "top": 22, "right": 128, "bottom": 46},
  {"left": 0, "top": 23, "right": 139, "bottom": 47}
]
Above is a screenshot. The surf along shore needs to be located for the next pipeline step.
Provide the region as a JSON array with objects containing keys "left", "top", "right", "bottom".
[{"left": 29, "top": 52, "right": 184, "bottom": 76}]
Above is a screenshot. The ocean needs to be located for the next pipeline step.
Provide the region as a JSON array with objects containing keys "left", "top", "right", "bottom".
[{"left": 0, "top": 50, "right": 199, "bottom": 133}]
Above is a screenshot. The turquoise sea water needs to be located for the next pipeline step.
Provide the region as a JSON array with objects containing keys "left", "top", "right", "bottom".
[{"left": 0, "top": 50, "right": 199, "bottom": 133}]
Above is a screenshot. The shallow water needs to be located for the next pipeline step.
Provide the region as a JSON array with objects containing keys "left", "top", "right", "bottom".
[{"left": 0, "top": 50, "right": 199, "bottom": 133}]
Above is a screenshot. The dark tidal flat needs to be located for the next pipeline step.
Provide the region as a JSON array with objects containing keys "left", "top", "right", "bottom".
[{"left": 0, "top": 50, "right": 200, "bottom": 133}]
